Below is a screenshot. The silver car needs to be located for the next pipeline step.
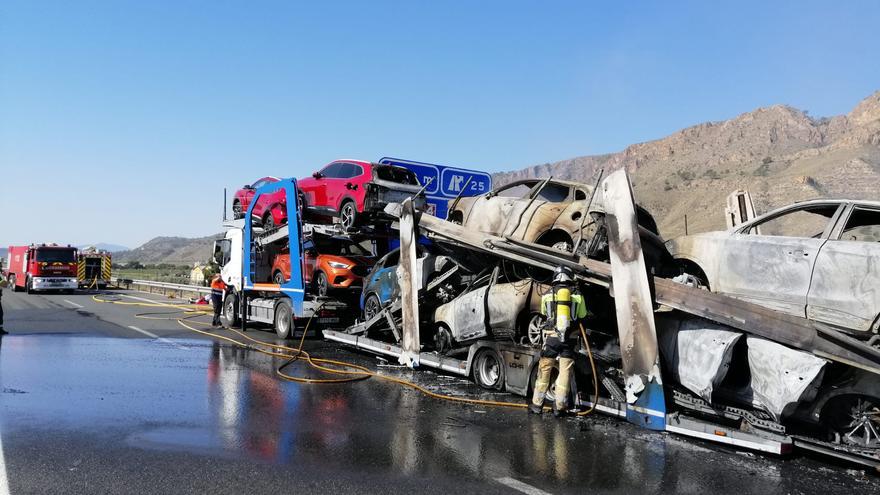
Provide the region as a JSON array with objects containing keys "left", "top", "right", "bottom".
[{"left": 666, "top": 199, "right": 880, "bottom": 337}]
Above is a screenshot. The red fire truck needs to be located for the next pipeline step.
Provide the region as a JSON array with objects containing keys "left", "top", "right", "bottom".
[{"left": 4, "top": 244, "right": 79, "bottom": 293}]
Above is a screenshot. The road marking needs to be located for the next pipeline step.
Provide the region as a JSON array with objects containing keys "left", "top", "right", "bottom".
[
  {"left": 0, "top": 428, "right": 10, "bottom": 495},
  {"left": 128, "top": 325, "right": 160, "bottom": 339},
  {"left": 494, "top": 477, "right": 552, "bottom": 495},
  {"left": 63, "top": 299, "right": 84, "bottom": 308}
]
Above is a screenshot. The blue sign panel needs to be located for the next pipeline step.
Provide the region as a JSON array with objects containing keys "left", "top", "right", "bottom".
[{"left": 378, "top": 157, "right": 492, "bottom": 219}]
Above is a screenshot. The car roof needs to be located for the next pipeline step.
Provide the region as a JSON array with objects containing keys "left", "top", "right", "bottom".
[{"left": 734, "top": 198, "right": 880, "bottom": 232}]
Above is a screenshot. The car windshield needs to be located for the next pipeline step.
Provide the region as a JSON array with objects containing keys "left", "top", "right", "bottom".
[
  {"left": 532, "top": 182, "right": 570, "bottom": 202},
  {"left": 35, "top": 249, "right": 76, "bottom": 263},
  {"left": 375, "top": 166, "right": 419, "bottom": 185},
  {"left": 494, "top": 182, "right": 536, "bottom": 198},
  {"left": 314, "top": 238, "right": 372, "bottom": 257}
]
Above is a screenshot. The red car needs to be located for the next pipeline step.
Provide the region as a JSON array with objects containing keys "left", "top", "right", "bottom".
[
  {"left": 298, "top": 160, "right": 426, "bottom": 230},
  {"left": 232, "top": 176, "right": 282, "bottom": 223},
  {"left": 271, "top": 236, "right": 374, "bottom": 297}
]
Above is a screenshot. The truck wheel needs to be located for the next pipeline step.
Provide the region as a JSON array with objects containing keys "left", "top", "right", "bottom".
[
  {"left": 339, "top": 200, "right": 357, "bottom": 231},
  {"left": 25, "top": 277, "right": 33, "bottom": 294},
  {"left": 528, "top": 362, "right": 578, "bottom": 408},
  {"left": 473, "top": 348, "right": 504, "bottom": 390},
  {"left": 224, "top": 293, "right": 241, "bottom": 327},
  {"left": 274, "top": 298, "right": 293, "bottom": 339},
  {"left": 10, "top": 275, "right": 21, "bottom": 292}
]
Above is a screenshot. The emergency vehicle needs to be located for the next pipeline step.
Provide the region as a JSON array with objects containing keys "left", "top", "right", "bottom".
[{"left": 4, "top": 244, "right": 79, "bottom": 293}]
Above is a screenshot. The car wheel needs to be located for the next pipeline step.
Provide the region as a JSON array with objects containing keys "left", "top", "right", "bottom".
[
  {"left": 363, "top": 294, "right": 382, "bottom": 320},
  {"left": 434, "top": 324, "right": 454, "bottom": 354},
  {"left": 339, "top": 200, "right": 357, "bottom": 230},
  {"left": 223, "top": 293, "right": 241, "bottom": 327},
  {"left": 264, "top": 212, "right": 276, "bottom": 230},
  {"left": 273, "top": 270, "right": 285, "bottom": 285},
  {"left": 232, "top": 200, "right": 243, "bottom": 219},
  {"left": 522, "top": 312, "right": 546, "bottom": 346},
  {"left": 274, "top": 298, "right": 293, "bottom": 339},
  {"left": 823, "top": 395, "right": 880, "bottom": 448},
  {"left": 551, "top": 240, "right": 573, "bottom": 251},
  {"left": 473, "top": 348, "right": 504, "bottom": 390},
  {"left": 314, "top": 271, "right": 329, "bottom": 297}
]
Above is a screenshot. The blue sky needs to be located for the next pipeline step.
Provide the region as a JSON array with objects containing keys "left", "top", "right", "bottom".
[{"left": 1, "top": 0, "right": 878, "bottom": 248}]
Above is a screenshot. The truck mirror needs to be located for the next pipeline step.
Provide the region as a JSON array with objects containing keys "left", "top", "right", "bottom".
[{"left": 312, "top": 171, "right": 323, "bottom": 179}]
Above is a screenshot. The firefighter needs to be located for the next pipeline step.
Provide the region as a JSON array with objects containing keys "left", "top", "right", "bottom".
[
  {"left": 210, "top": 273, "right": 228, "bottom": 327},
  {"left": 529, "top": 266, "right": 587, "bottom": 417}
]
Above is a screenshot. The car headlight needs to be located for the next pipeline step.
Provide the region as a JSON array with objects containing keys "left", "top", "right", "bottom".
[{"left": 327, "top": 261, "right": 351, "bottom": 269}]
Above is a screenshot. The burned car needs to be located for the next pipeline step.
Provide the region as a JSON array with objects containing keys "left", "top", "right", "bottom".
[
  {"left": 431, "top": 266, "right": 548, "bottom": 352},
  {"left": 667, "top": 199, "right": 880, "bottom": 338},
  {"left": 447, "top": 178, "right": 675, "bottom": 276}
]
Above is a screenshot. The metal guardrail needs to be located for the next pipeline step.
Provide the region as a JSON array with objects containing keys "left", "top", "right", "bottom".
[{"left": 110, "top": 277, "right": 212, "bottom": 297}]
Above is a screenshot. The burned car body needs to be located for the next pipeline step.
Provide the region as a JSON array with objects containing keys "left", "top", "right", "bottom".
[
  {"left": 447, "top": 178, "right": 675, "bottom": 276},
  {"left": 431, "top": 267, "right": 548, "bottom": 352},
  {"left": 667, "top": 199, "right": 880, "bottom": 338}
]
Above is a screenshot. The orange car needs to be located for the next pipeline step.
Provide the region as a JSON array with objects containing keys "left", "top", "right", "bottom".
[{"left": 271, "top": 236, "right": 374, "bottom": 297}]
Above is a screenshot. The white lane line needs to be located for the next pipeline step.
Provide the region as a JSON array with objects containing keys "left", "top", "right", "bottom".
[
  {"left": 0, "top": 428, "right": 11, "bottom": 495},
  {"left": 128, "top": 325, "right": 159, "bottom": 339},
  {"left": 63, "top": 299, "right": 84, "bottom": 309},
  {"left": 494, "top": 478, "right": 553, "bottom": 495}
]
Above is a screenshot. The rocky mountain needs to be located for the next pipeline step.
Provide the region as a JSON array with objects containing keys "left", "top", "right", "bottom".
[
  {"left": 113, "top": 234, "right": 222, "bottom": 265},
  {"left": 496, "top": 91, "right": 880, "bottom": 238}
]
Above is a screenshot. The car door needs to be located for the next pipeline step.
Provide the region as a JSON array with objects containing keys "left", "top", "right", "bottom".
[
  {"left": 451, "top": 275, "right": 491, "bottom": 341},
  {"left": 306, "top": 162, "right": 342, "bottom": 209},
  {"left": 807, "top": 204, "right": 880, "bottom": 334},
  {"left": 327, "top": 162, "right": 356, "bottom": 210},
  {"left": 301, "top": 240, "right": 317, "bottom": 286},
  {"left": 714, "top": 203, "right": 843, "bottom": 318}
]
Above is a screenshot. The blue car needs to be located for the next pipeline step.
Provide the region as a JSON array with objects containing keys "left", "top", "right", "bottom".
[{"left": 360, "top": 246, "right": 454, "bottom": 319}]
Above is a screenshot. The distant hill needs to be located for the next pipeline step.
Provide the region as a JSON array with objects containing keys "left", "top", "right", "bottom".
[
  {"left": 113, "top": 234, "right": 222, "bottom": 266},
  {"left": 495, "top": 90, "right": 880, "bottom": 238},
  {"left": 77, "top": 243, "right": 130, "bottom": 253}
]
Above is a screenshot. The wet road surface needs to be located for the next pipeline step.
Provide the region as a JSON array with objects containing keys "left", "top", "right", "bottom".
[{"left": 1, "top": 289, "right": 878, "bottom": 494}]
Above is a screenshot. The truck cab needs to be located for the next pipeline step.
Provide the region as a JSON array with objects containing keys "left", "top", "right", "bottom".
[{"left": 5, "top": 244, "right": 79, "bottom": 293}]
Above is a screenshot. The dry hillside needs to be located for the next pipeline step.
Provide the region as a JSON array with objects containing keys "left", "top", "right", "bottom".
[
  {"left": 113, "top": 234, "right": 222, "bottom": 265},
  {"left": 495, "top": 91, "right": 880, "bottom": 238}
]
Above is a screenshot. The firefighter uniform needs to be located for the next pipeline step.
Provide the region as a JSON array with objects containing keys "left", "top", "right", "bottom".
[
  {"left": 530, "top": 267, "right": 587, "bottom": 416},
  {"left": 210, "top": 275, "right": 227, "bottom": 327},
  {"left": 0, "top": 285, "right": 5, "bottom": 334}
]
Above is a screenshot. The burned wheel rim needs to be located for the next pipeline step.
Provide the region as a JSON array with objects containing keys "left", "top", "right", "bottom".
[
  {"left": 364, "top": 294, "right": 381, "bottom": 320},
  {"left": 835, "top": 397, "right": 880, "bottom": 448},
  {"left": 551, "top": 240, "right": 573, "bottom": 252},
  {"left": 474, "top": 350, "right": 503, "bottom": 390},
  {"left": 434, "top": 325, "right": 453, "bottom": 354},
  {"left": 315, "top": 272, "right": 329, "bottom": 297},
  {"left": 526, "top": 314, "right": 545, "bottom": 346},
  {"left": 340, "top": 202, "right": 356, "bottom": 230}
]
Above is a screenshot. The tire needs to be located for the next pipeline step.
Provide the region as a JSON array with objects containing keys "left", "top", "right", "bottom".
[
  {"left": 10, "top": 275, "right": 22, "bottom": 292},
  {"left": 232, "top": 200, "right": 243, "bottom": 219},
  {"left": 224, "top": 293, "right": 241, "bottom": 327},
  {"left": 473, "top": 348, "right": 504, "bottom": 390},
  {"left": 273, "top": 270, "right": 285, "bottom": 285},
  {"left": 363, "top": 293, "right": 382, "bottom": 320},
  {"left": 521, "top": 312, "right": 546, "bottom": 346},
  {"left": 263, "top": 212, "right": 276, "bottom": 230},
  {"left": 434, "top": 324, "right": 454, "bottom": 354},
  {"left": 25, "top": 277, "right": 33, "bottom": 294},
  {"left": 314, "top": 271, "right": 329, "bottom": 297},
  {"left": 274, "top": 298, "right": 293, "bottom": 339},
  {"left": 536, "top": 232, "right": 573, "bottom": 253},
  {"left": 339, "top": 200, "right": 357, "bottom": 231},
  {"left": 822, "top": 395, "right": 880, "bottom": 448},
  {"left": 528, "top": 363, "right": 576, "bottom": 407}
]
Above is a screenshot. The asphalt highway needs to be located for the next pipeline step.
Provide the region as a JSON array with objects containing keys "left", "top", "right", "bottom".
[{"left": 0, "top": 288, "right": 878, "bottom": 494}]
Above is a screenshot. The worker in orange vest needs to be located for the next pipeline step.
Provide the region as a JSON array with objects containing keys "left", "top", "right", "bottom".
[{"left": 210, "top": 274, "right": 228, "bottom": 327}]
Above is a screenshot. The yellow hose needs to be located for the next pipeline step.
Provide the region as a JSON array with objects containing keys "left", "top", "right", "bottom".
[{"left": 92, "top": 294, "right": 532, "bottom": 409}]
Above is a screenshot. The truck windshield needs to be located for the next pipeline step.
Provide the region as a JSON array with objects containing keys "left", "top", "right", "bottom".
[
  {"left": 375, "top": 166, "right": 419, "bottom": 185},
  {"left": 35, "top": 249, "right": 76, "bottom": 263}
]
